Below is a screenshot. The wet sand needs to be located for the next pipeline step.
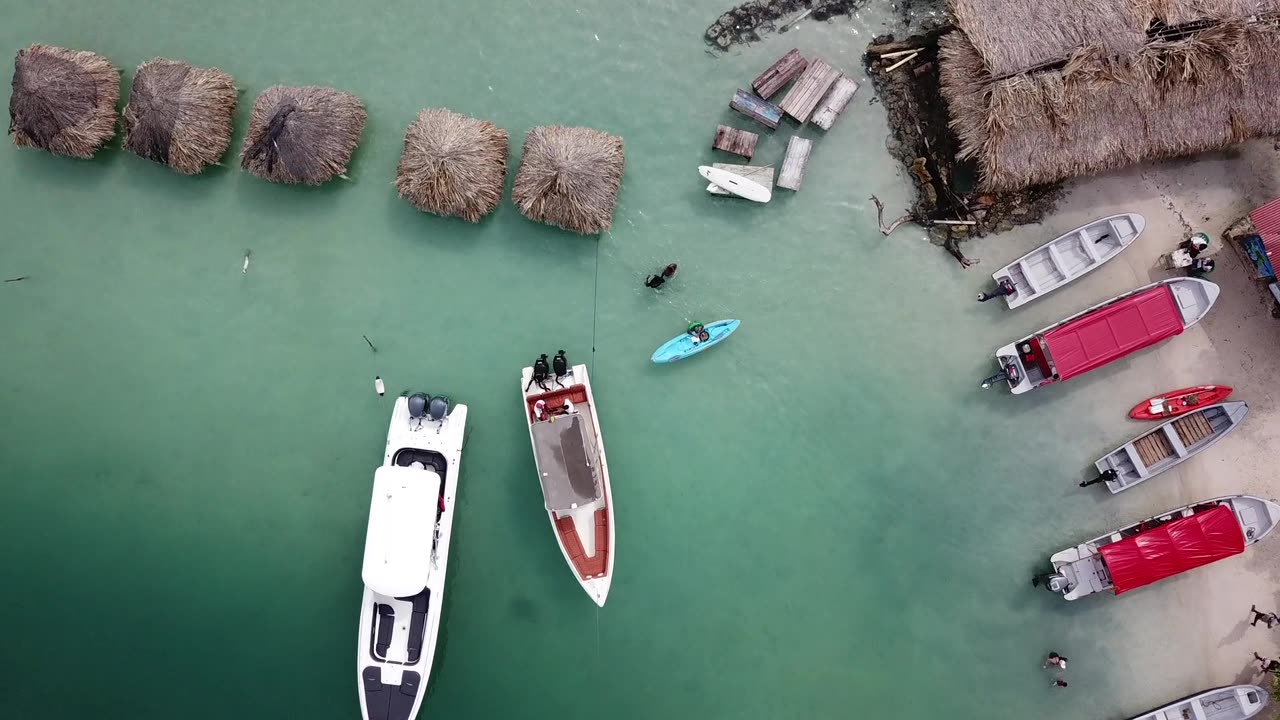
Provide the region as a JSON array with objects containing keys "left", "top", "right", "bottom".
[{"left": 973, "top": 137, "right": 1280, "bottom": 714}]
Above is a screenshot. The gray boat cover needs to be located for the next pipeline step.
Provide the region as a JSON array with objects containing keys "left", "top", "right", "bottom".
[{"left": 531, "top": 415, "right": 600, "bottom": 512}]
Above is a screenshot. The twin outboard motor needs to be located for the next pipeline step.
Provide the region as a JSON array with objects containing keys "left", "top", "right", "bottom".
[{"left": 407, "top": 392, "right": 449, "bottom": 426}]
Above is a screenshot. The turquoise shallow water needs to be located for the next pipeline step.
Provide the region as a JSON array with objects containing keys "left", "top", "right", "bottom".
[{"left": 0, "top": 1, "right": 1211, "bottom": 718}]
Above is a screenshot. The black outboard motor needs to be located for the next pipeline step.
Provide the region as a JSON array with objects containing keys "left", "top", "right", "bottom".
[
  {"left": 528, "top": 354, "right": 550, "bottom": 391},
  {"left": 427, "top": 395, "right": 449, "bottom": 422},
  {"left": 552, "top": 350, "right": 568, "bottom": 386},
  {"left": 407, "top": 392, "right": 430, "bottom": 418}
]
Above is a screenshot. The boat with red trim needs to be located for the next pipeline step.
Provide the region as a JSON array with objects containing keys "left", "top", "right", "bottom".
[
  {"left": 520, "top": 352, "right": 615, "bottom": 606},
  {"left": 1129, "top": 384, "right": 1234, "bottom": 420},
  {"left": 1036, "top": 495, "right": 1280, "bottom": 601},
  {"left": 981, "top": 277, "right": 1220, "bottom": 394}
]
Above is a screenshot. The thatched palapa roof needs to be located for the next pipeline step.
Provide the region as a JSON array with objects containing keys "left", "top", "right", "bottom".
[
  {"left": 396, "top": 108, "right": 509, "bottom": 222},
  {"left": 239, "top": 85, "right": 366, "bottom": 185},
  {"left": 122, "top": 58, "right": 237, "bottom": 175},
  {"left": 940, "top": 0, "right": 1280, "bottom": 191},
  {"left": 8, "top": 44, "right": 119, "bottom": 158},
  {"left": 512, "top": 125, "right": 624, "bottom": 234}
]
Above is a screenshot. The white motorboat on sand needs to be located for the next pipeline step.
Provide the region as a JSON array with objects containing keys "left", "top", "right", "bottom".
[
  {"left": 358, "top": 392, "right": 467, "bottom": 720},
  {"left": 1037, "top": 495, "right": 1280, "bottom": 601},
  {"left": 521, "top": 351, "right": 616, "bottom": 606},
  {"left": 1127, "top": 684, "right": 1267, "bottom": 720}
]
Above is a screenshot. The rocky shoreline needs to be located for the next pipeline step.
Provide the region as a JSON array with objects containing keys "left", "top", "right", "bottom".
[{"left": 704, "top": 0, "right": 867, "bottom": 50}]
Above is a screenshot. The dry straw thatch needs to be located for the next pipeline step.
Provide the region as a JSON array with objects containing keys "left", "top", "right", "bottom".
[
  {"left": 122, "top": 58, "right": 237, "bottom": 175},
  {"left": 940, "top": 0, "right": 1280, "bottom": 191},
  {"left": 239, "top": 85, "right": 366, "bottom": 185},
  {"left": 512, "top": 125, "right": 624, "bottom": 234},
  {"left": 396, "top": 108, "right": 509, "bottom": 222},
  {"left": 8, "top": 44, "right": 119, "bottom": 158}
]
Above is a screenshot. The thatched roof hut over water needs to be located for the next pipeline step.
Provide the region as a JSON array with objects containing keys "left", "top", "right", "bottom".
[
  {"left": 122, "top": 58, "right": 237, "bottom": 175},
  {"left": 939, "top": 0, "right": 1280, "bottom": 191},
  {"left": 239, "top": 85, "right": 366, "bottom": 185},
  {"left": 8, "top": 44, "right": 119, "bottom": 158},
  {"left": 396, "top": 108, "right": 509, "bottom": 222},
  {"left": 512, "top": 125, "right": 624, "bottom": 234}
]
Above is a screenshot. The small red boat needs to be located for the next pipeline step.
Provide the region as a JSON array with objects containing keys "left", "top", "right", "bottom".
[{"left": 1129, "top": 385, "right": 1233, "bottom": 420}]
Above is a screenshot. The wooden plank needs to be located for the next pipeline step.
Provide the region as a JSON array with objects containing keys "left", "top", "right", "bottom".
[
  {"left": 811, "top": 76, "right": 859, "bottom": 131},
  {"left": 1135, "top": 431, "right": 1174, "bottom": 466},
  {"left": 778, "top": 58, "right": 840, "bottom": 123},
  {"left": 777, "top": 136, "right": 812, "bottom": 191},
  {"left": 752, "top": 49, "right": 808, "bottom": 100},
  {"left": 712, "top": 124, "right": 758, "bottom": 160},
  {"left": 730, "top": 89, "right": 782, "bottom": 130},
  {"left": 1174, "top": 413, "right": 1212, "bottom": 446},
  {"left": 706, "top": 163, "right": 774, "bottom": 196}
]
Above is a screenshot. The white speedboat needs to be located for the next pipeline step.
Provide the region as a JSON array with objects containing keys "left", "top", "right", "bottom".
[
  {"left": 1038, "top": 495, "right": 1280, "bottom": 601},
  {"left": 520, "top": 351, "right": 615, "bottom": 606},
  {"left": 1128, "top": 684, "right": 1268, "bottom": 720},
  {"left": 981, "top": 213, "right": 1144, "bottom": 309},
  {"left": 357, "top": 392, "right": 467, "bottom": 720}
]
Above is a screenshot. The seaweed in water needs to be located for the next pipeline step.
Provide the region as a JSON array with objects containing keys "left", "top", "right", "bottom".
[{"left": 704, "top": 0, "right": 869, "bottom": 50}]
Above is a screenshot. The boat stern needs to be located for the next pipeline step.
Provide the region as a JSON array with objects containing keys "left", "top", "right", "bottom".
[{"left": 982, "top": 343, "right": 1034, "bottom": 393}]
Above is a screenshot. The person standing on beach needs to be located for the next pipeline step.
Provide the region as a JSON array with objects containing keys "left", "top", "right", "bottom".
[
  {"left": 1253, "top": 653, "right": 1280, "bottom": 674},
  {"left": 1043, "top": 652, "right": 1068, "bottom": 670},
  {"left": 1251, "top": 606, "right": 1280, "bottom": 629}
]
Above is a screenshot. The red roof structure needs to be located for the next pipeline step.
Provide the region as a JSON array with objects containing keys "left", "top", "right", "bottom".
[
  {"left": 1043, "top": 286, "right": 1183, "bottom": 381},
  {"left": 1250, "top": 198, "right": 1280, "bottom": 274},
  {"left": 1099, "top": 505, "right": 1244, "bottom": 594}
]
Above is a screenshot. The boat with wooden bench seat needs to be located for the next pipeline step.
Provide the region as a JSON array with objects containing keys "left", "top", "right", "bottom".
[
  {"left": 521, "top": 354, "right": 615, "bottom": 606},
  {"left": 985, "top": 213, "right": 1145, "bottom": 309},
  {"left": 1094, "top": 401, "right": 1248, "bottom": 494},
  {"left": 1128, "top": 684, "right": 1268, "bottom": 720},
  {"left": 981, "top": 277, "right": 1220, "bottom": 394},
  {"left": 1037, "top": 495, "right": 1280, "bottom": 601},
  {"left": 358, "top": 392, "right": 467, "bottom": 720}
]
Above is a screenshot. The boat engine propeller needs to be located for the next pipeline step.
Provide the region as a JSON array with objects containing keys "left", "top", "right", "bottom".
[{"left": 979, "top": 359, "right": 1020, "bottom": 389}]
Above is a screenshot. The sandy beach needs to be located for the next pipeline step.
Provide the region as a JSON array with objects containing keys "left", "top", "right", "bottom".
[{"left": 972, "top": 137, "right": 1280, "bottom": 715}]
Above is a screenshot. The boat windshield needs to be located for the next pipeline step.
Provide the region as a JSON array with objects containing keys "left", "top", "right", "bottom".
[{"left": 531, "top": 414, "right": 601, "bottom": 513}]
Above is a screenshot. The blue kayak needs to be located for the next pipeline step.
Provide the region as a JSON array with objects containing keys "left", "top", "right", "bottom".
[{"left": 651, "top": 319, "right": 740, "bottom": 363}]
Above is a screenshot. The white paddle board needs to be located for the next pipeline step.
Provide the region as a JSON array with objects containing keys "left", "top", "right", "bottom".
[{"left": 698, "top": 165, "right": 771, "bottom": 203}]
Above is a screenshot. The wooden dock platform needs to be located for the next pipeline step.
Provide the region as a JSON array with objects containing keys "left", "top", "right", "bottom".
[
  {"left": 777, "top": 136, "right": 812, "bottom": 191},
  {"left": 706, "top": 163, "right": 774, "bottom": 197},
  {"left": 712, "top": 125, "right": 759, "bottom": 159},
  {"left": 811, "top": 77, "right": 859, "bottom": 131},
  {"left": 779, "top": 58, "right": 840, "bottom": 124},
  {"left": 730, "top": 89, "right": 782, "bottom": 130},
  {"left": 752, "top": 49, "right": 808, "bottom": 100}
]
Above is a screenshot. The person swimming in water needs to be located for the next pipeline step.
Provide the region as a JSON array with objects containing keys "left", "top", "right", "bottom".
[{"left": 645, "top": 263, "right": 678, "bottom": 289}]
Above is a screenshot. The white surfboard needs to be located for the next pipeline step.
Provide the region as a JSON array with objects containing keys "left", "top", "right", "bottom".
[{"left": 698, "top": 165, "right": 771, "bottom": 203}]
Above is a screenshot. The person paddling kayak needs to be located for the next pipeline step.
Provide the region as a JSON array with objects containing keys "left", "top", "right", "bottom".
[{"left": 688, "top": 322, "right": 711, "bottom": 344}]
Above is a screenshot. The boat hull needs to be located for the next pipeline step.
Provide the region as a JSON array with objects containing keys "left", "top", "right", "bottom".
[
  {"left": 698, "top": 165, "right": 771, "bottom": 203},
  {"left": 1096, "top": 401, "right": 1248, "bottom": 494},
  {"left": 1129, "top": 384, "right": 1233, "bottom": 420},
  {"left": 357, "top": 397, "right": 467, "bottom": 720},
  {"left": 992, "top": 213, "right": 1144, "bottom": 309},
  {"left": 1128, "top": 684, "right": 1268, "bottom": 720},
  {"left": 521, "top": 363, "right": 616, "bottom": 606}
]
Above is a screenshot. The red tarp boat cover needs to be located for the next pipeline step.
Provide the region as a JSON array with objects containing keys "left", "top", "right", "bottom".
[
  {"left": 1042, "top": 286, "right": 1182, "bottom": 381},
  {"left": 1099, "top": 505, "right": 1244, "bottom": 594}
]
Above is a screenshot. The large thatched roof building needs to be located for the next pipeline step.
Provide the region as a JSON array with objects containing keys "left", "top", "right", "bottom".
[
  {"left": 512, "top": 125, "right": 624, "bottom": 234},
  {"left": 9, "top": 44, "right": 119, "bottom": 158},
  {"left": 940, "top": 0, "right": 1280, "bottom": 191},
  {"left": 239, "top": 85, "right": 366, "bottom": 185},
  {"left": 396, "top": 108, "right": 509, "bottom": 222},
  {"left": 122, "top": 58, "right": 237, "bottom": 175}
]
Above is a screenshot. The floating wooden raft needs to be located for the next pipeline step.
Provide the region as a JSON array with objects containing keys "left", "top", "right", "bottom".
[
  {"left": 730, "top": 89, "right": 782, "bottom": 130},
  {"left": 752, "top": 48, "right": 808, "bottom": 100},
  {"left": 706, "top": 163, "right": 774, "bottom": 196},
  {"left": 777, "top": 136, "right": 812, "bottom": 191},
  {"left": 779, "top": 58, "right": 840, "bottom": 124},
  {"left": 712, "top": 124, "right": 759, "bottom": 159},
  {"left": 812, "top": 77, "right": 858, "bottom": 131}
]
